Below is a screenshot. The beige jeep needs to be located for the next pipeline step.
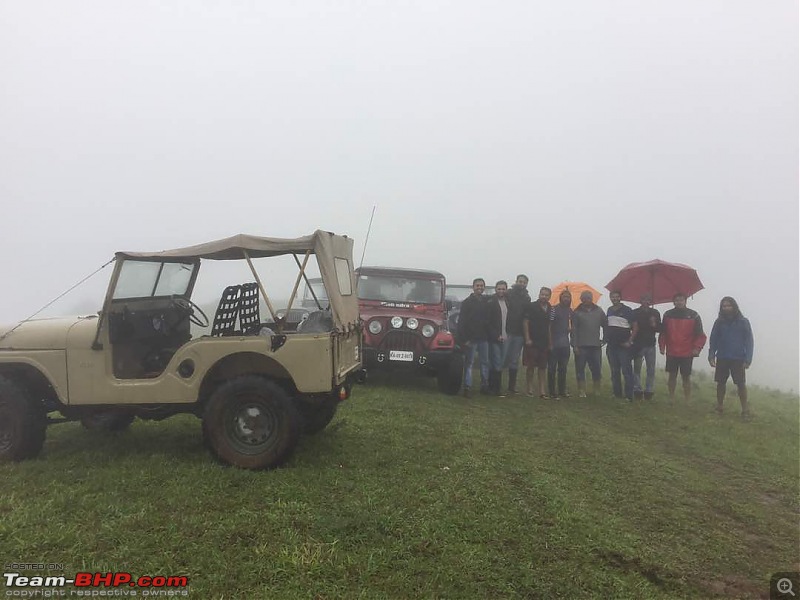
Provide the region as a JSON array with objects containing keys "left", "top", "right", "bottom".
[{"left": 0, "top": 231, "right": 362, "bottom": 470}]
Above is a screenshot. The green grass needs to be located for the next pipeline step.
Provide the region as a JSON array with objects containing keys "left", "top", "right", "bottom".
[{"left": 1, "top": 370, "right": 798, "bottom": 599}]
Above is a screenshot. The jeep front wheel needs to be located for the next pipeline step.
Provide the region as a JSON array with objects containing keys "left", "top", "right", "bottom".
[
  {"left": 0, "top": 375, "right": 47, "bottom": 462},
  {"left": 296, "top": 396, "right": 339, "bottom": 435},
  {"left": 202, "top": 376, "right": 301, "bottom": 470},
  {"left": 437, "top": 354, "right": 464, "bottom": 396}
]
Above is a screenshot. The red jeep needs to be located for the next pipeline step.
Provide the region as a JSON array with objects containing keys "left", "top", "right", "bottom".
[{"left": 356, "top": 266, "right": 463, "bottom": 395}]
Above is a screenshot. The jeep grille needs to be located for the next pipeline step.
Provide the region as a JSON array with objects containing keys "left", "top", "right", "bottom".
[{"left": 379, "top": 330, "right": 425, "bottom": 354}]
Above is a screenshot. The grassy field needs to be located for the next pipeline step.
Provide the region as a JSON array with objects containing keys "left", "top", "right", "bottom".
[{"left": 1, "top": 369, "right": 798, "bottom": 599}]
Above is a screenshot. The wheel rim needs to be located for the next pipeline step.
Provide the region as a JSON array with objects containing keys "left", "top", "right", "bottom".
[{"left": 224, "top": 396, "right": 280, "bottom": 455}]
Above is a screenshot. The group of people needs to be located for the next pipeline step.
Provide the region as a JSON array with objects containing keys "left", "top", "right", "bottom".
[{"left": 455, "top": 275, "right": 755, "bottom": 418}]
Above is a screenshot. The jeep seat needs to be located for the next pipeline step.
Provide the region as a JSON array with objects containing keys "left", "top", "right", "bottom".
[
  {"left": 211, "top": 285, "right": 241, "bottom": 337},
  {"left": 238, "top": 282, "right": 261, "bottom": 335}
]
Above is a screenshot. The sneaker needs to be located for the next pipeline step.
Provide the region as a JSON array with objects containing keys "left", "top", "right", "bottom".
[
  {"left": 633, "top": 391, "right": 644, "bottom": 401},
  {"left": 578, "top": 391, "right": 587, "bottom": 398},
  {"left": 644, "top": 392, "right": 654, "bottom": 401},
  {"left": 463, "top": 388, "right": 472, "bottom": 398},
  {"left": 741, "top": 411, "right": 752, "bottom": 422}
]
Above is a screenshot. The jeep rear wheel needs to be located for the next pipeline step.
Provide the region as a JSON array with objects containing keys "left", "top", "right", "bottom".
[
  {"left": 296, "top": 396, "right": 339, "bottom": 435},
  {"left": 437, "top": 354, "right": 464, "bottom": 396},
  {"left": 81, "top": 412, "right": 135, "bottom": 432},
  {"left": 202, "top": 376, "right": 301, "bottom": 470},
  {"left": 0, "top": 375, "right": 47, "bottom": 462}
]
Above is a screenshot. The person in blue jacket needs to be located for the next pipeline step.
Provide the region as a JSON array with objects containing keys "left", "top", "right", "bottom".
[{"left": 708, "top": 296, "right": 754, "bottom": 419}]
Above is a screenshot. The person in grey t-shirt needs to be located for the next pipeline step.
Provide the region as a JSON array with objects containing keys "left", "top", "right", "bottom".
[{"left": 571, "top": 290, "right": 607, "bottom": 397}]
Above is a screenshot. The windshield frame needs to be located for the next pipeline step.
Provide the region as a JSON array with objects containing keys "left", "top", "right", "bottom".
[
  {"left": 110, "top": 258, "right": 201, "bottom": 301},
  {"left": 357, "top": 274, "right": 445, "bottom": 305}
]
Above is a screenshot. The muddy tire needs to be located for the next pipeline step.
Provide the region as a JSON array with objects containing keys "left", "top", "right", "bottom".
[
  {"left": 202, "top": 376, "right": 301, "bottom": 470},
  {"left": 437, "top": 354, "right": 464, "bottom": 396},
  {"left": 296, "top": 396, "right": 339, "bottom": 435},
  {"left": 0, "top": 375, "right": 47, "bottom": 462},
  {"left": 80, "top": 412, "right": 135, "bottom": 432}
]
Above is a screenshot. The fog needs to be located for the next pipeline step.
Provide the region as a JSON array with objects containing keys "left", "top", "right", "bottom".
[{"left": 1, "top": 1, "right": 797, "bottom": 391}]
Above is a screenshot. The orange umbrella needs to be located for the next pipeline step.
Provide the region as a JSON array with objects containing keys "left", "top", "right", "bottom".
[{"left": 549, "top": 282, "right": 602, "bottom": 310}]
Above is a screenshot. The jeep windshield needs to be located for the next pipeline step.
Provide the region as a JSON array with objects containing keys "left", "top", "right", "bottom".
[
  {"left": 357, "top": 275, "right": 443, "bottom": 305},
  {"left": 112, "top": 260, "right": 197, "bottom": 299}
]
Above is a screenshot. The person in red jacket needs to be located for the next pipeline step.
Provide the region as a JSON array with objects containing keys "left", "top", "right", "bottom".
[{"left": 658, "top": 293, "right": 707, "bottom": 401}]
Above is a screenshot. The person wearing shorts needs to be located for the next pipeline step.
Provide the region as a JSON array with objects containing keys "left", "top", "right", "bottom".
[
  {"left": 708, "top": 296, "right": 754, "bottom": 419},
  {"left": 523, "top": 287, "right": 552, "bottom": 398},
  {"left": 659, "top": 293, "right": 707, "bottom": 402}
]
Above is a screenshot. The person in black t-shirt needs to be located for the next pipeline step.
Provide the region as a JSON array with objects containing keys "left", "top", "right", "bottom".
[
  {"left": 523, "top": 287, "right": 552, "bottom": 398},
  {"left": 458, "top": 278, "right": 490, "bottom": 396},
  {"left": 630, "top": 293, "right": 661, "bottom": 400}
]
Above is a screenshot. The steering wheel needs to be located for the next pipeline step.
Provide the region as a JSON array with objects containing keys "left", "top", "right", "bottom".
[{"left": 171, "top": 296, "right": 210, "bottom": 328}]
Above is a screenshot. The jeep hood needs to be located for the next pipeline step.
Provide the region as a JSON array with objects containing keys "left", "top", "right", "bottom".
[
  {"left": 359, "top": 302, "right": 446, "bottom": 325},
  {"left": 0, "top": 316, "right": 98, "bottom": 350}
]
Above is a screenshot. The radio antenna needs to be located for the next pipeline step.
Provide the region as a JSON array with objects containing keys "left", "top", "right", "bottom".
[{"left": 359, "top": 205, "right": 376, "bottom": 269}]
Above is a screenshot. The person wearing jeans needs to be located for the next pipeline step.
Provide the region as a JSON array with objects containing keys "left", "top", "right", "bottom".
[
  {"left": 457, "top": 278, "right": 490, "bottom": 397},
  {"left": 463, "top": 340, "right": 489, "bottom": 395},
  {"left": 487, "top": 280, "right": 510, "bottom": 396},
  {"left": 606, "top": 290, "right": 635, "bottom": 400},
  {"left": 574, "top": 346, "right": 602, "bottom": 394},
  {"left": 631, "top": 293, "right": 661, "bottom": 400},
  {"left": 571, "top": 291, "right": 607, "bottom": 397}
]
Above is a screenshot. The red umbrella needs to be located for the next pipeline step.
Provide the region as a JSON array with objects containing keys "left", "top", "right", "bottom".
[{"left": 605, "top": 259, "right": 704, "bottom": 305}]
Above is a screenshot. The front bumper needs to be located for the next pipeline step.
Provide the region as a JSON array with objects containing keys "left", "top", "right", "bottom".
[{"left": 362, "top": 347, "right": 455, "bottom": 370}]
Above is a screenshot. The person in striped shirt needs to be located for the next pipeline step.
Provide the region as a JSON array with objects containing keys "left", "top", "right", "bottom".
[{"left": 606, "top": 290, "right": 635, "bottom": 400}]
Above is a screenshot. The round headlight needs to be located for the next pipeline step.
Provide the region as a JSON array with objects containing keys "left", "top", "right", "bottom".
[
  {"left": 422, "top": 324, "right": 435, "bottom": 338},
  {"left": 368, "top": 320, "right": 382, "bottom": 335},
  {"left": 390, "top": 316, "right": 404, "bottom": 329},
  {"left": 406, "top": 317, "right": 419, "bottom": 330}
]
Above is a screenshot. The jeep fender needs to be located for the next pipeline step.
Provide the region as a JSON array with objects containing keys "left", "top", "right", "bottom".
[
  {"left": 0, "top": 358, "right": 66, "bottom": 407},
  {"left": 197, "top": 352, "right": 294, "bottom": 406}
]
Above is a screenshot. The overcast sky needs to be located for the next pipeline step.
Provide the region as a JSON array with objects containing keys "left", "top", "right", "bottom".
[{"left": 1, "top": 1, "right": 797, "bottom": 391}]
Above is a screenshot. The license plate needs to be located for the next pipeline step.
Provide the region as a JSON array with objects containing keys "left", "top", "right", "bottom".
[{"left": 389, "top": 350, "right": 414, "bottom": 362}]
